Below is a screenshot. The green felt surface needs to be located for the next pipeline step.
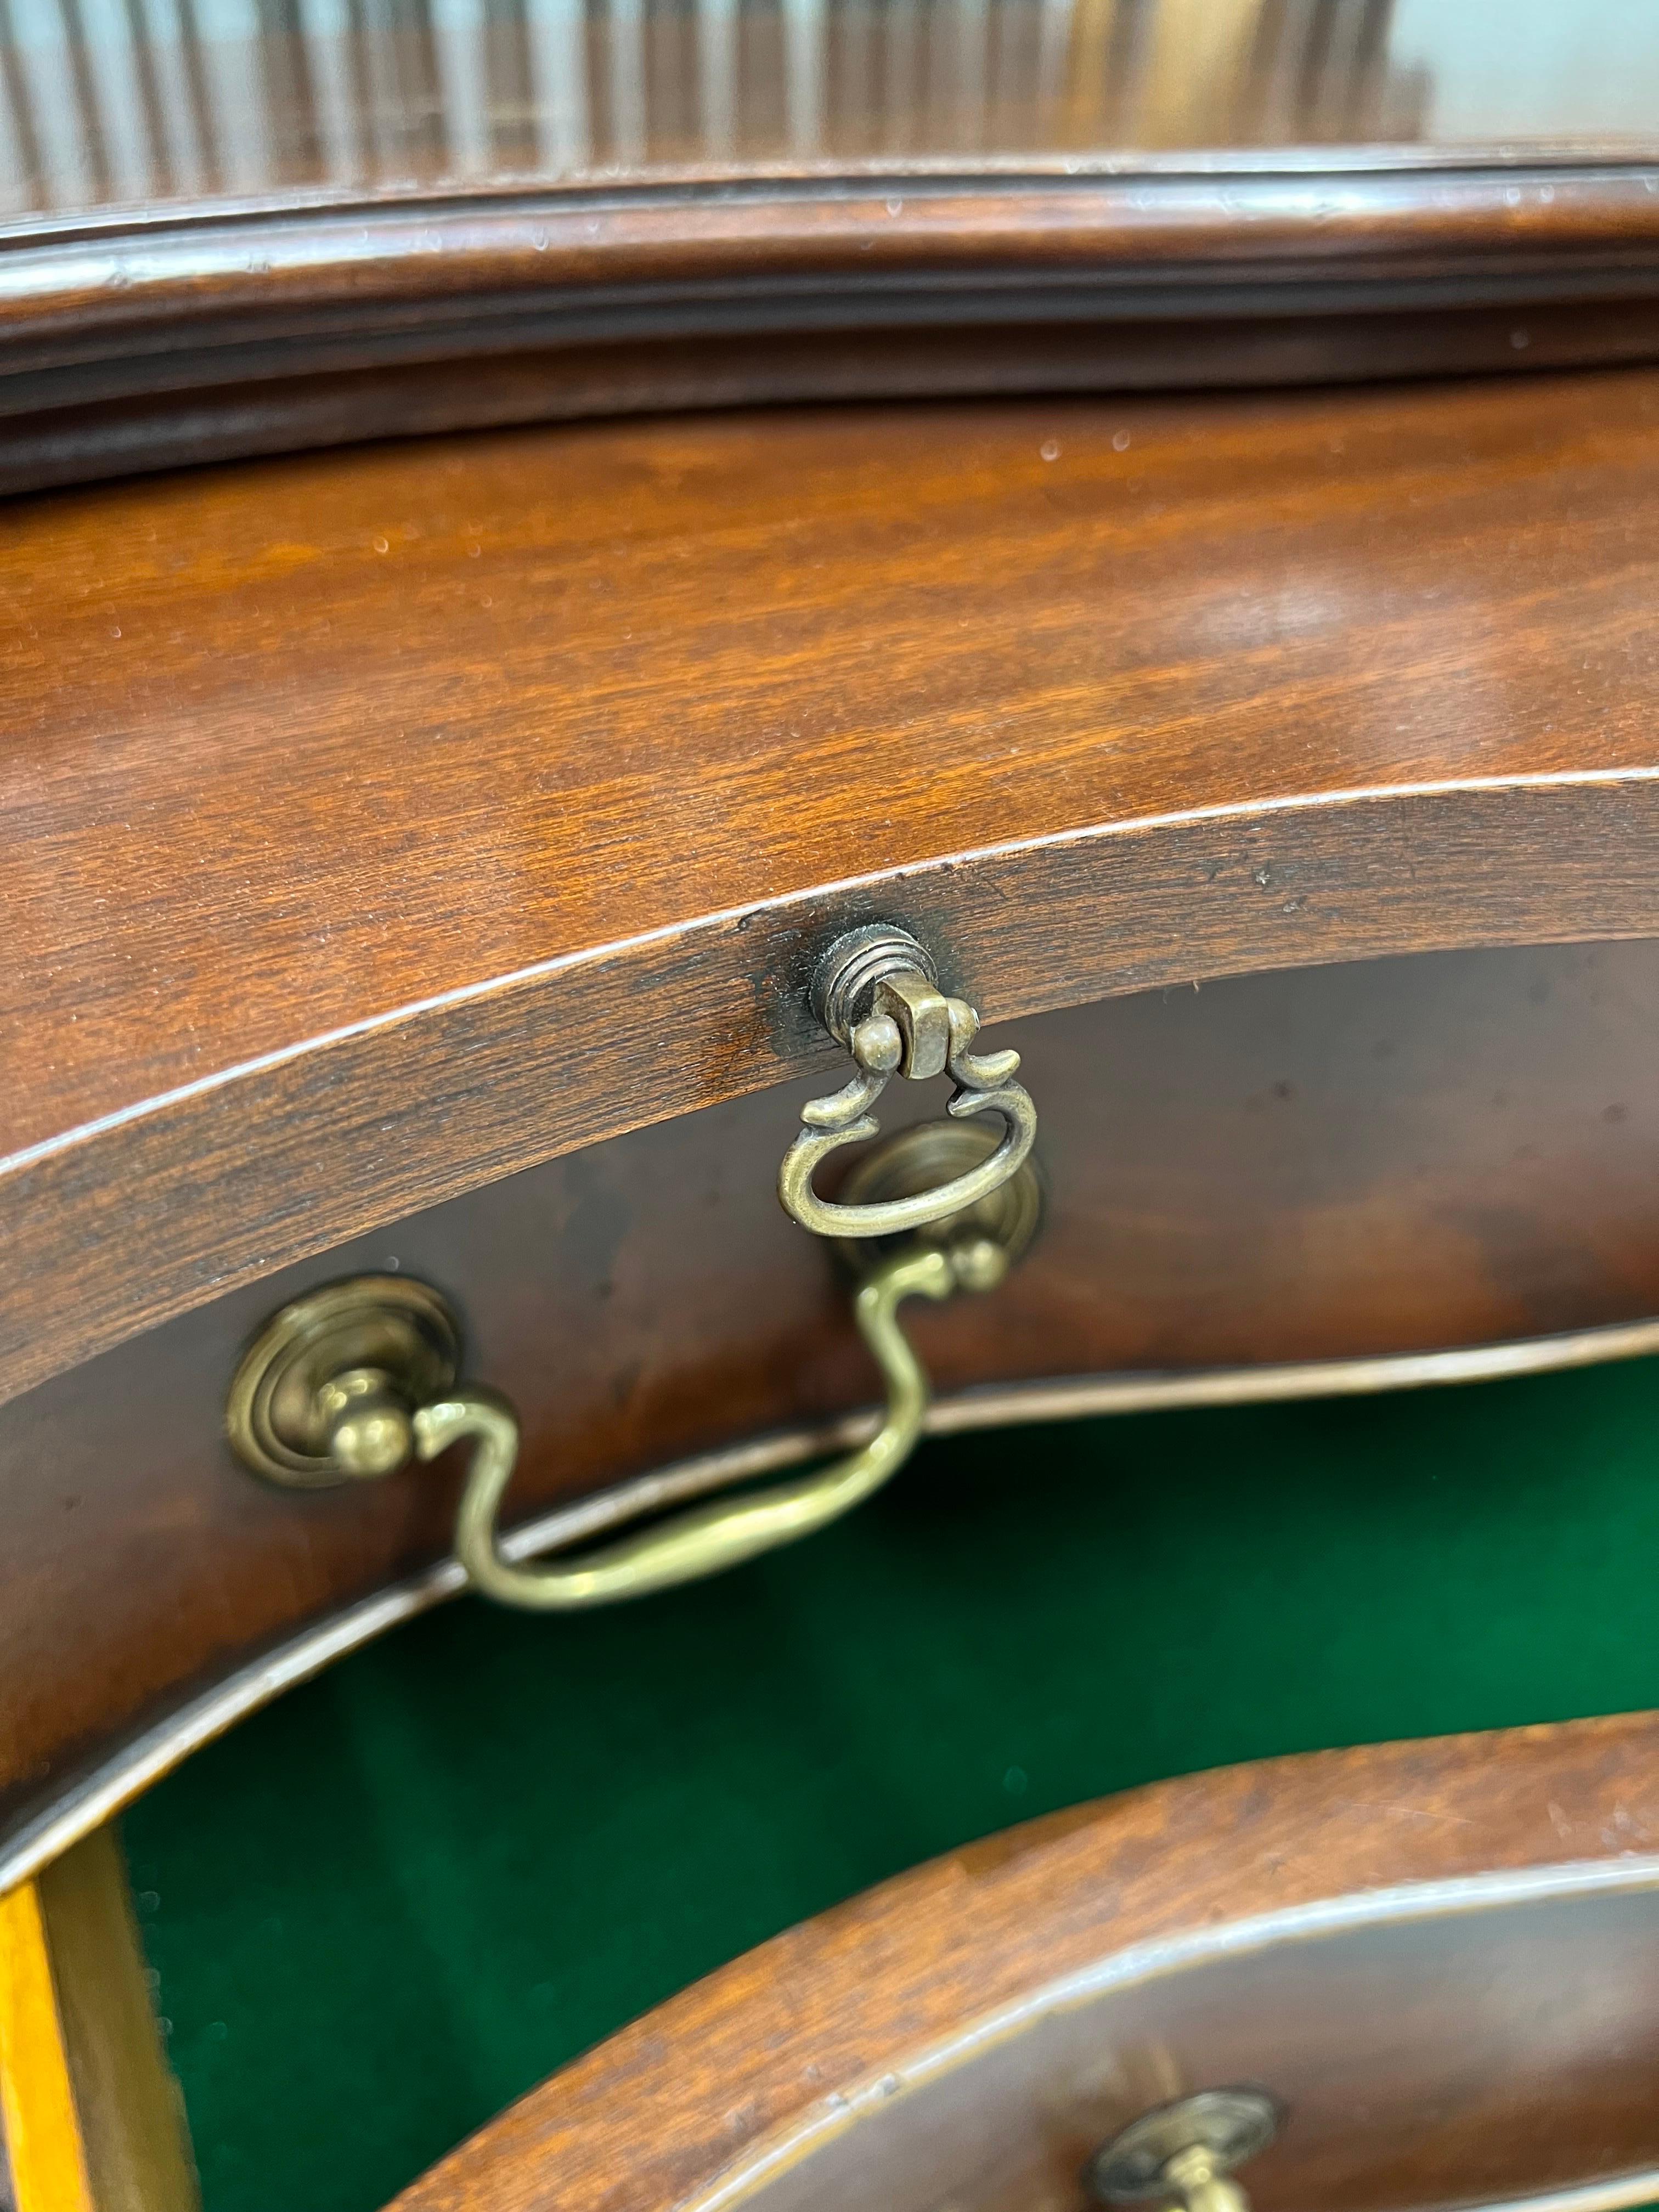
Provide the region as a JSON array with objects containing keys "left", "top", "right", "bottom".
[{"left": 125, "top": 1356, "right": 1659, "bottom": 2212}]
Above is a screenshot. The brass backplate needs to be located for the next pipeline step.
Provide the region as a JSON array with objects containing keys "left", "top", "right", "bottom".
[
  {"left": 1087, "top": 2090, "right": 1282, "bottom": 2204},
  {"left": 226, "top": 1276, "right": 461, "bottom": 1487},
  {"left": 831, "top": 1118, "right": 1042, "bottom": 1278}
]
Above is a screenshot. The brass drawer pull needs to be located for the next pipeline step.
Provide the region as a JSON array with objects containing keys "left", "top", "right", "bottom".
[
  {"left": 226, "top": 1201, "right": 1024, "bottom": 1609},
  {"left": 445, "top": 1240, "right": 1000, "bottom": 1609},
  {"left": 227, "top": 928, "right": 1040, "bottom": 1612},
  {"left": 778, "top": 925, "right": 1037, "bottom": 1240}
]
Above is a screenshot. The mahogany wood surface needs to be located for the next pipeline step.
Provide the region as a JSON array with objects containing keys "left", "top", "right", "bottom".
[
  {"left": 390, "top": 1711, "right": 1659, "bottom": 2212},
  {"left": 10, "top": 163, "right": 1659, "bottom": 495},
  {"left": 16, "top": 293, "right": 1659, "bottom": 502},
  {"left": 9, "top": 369, "right": 1659, "bottom": 1407},
  {"left": 8, "top": 938, "right": 1659, "bottom": 1895}
]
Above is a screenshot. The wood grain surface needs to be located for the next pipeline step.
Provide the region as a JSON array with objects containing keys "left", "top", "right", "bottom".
[
  {"left": 9, "top": 161, "right": 1659, "bottom": 492},
  {"left": 16, "top": 0, "right": 1659, "bottom": 499},
  {"left": 13, "top": 113, "right": 1659, "bottom": 493},
  {"left": 24, "top": 296, "right": 1659, "bottom": 503},
  {"left": 10, "top": 370, "right": 1659, "bottom": 1404},
  {"left": 390, "top": 1711, "right": 1659, "bottom": 2212},
  {"left": 8, "top": 939, "right": 1659, "bottom": 1898}
]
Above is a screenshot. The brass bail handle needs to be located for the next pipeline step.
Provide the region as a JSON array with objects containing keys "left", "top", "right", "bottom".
[
  {"left": 778, "top": 924, "right": 1038, "bottom": 1240},
  {"left": 444, "top": 1235, "right": 1006, "bottom": 1609},
  {"left": 226, "top": 1235, "right": 1014, "bottom": 1611}
]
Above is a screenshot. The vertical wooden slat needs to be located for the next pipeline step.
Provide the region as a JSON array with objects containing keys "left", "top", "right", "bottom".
[
  {"left": 527, "top": 0, "right": 590, "bottom": 170},
  {"left": 0, "top": 1880, "right": 95, "bottom": 2212},
  {"left": 883, "top": 0, "right": 921, "bottom": 151},
  {"left": 695, "top": 0, "right": 736, "bottom": 157},
  {"left": 781, "top": 0, "right": 822, "bottom": 152},
  {"left": 430, "top": 0, "right": 490, "bottom": 173},
  {"left": 606, "top": 0, "right": 645, "bottom": 163},
  {"left": 54, "top": 0, "right": 114, "bottom": 198},
  {"left": 1, "top": 1830, "right": 198, "bottom": 2212},
  {"left": 256, "top": 0, "right": 323, "bottom": 180},
  {"left": 120, "top": 0, "right": 176, "bottom": 194},
  {"left": 173, "top": 0, "right": 224, "bottom": 185}
]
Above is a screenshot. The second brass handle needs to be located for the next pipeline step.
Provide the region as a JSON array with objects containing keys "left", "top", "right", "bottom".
[{"left": 434, "top": 1240, "right": 1003, "bottom": 1611}]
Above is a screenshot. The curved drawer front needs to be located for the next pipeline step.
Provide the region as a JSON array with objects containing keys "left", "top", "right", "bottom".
[
  {"left": 8, "top": 937, "right": 1659, "bottom": 1890},
  {"left": 391, "top": 1715, "right": 1659, "bottom": 2212},
  {"left": 9, "top": 373, "right": 1659, "bottom": 1891},
  {"left": 9, "top": 373, "right": 1659, "bottom": 1413}
]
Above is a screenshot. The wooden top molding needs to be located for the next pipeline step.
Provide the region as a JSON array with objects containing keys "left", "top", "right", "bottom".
[
  {"left": 8, "top": 1, "right": 1659, "bottom": 484},
  {"left": 5, "top": 158, "right": 1659, "bottom": 491},
  {"left": 7, "top": 366, "right": 1659, "bottom": 1407}
]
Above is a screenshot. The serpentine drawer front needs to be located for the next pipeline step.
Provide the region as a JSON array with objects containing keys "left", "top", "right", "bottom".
[
  {"left": 9, "top": 360, "right": 1659, "bottom": 1891},
  {"left": 389, "top": 1717, "right": 1659, "bottom": 2212},
  {"left": 9, "top": 930, "right": 1659, "bottom": 1897}
]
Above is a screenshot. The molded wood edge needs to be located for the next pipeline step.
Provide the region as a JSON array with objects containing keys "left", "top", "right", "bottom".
[
  {"left": 7, "top": 771, "right": 1659, "bottom": 1409},
  {"left": 4, "top": 164, "right": 1659, "bottom": 488}
]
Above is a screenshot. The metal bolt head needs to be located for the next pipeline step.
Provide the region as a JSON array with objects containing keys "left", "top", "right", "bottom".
[
  {"left": 873, "top": 971, "right": 953, "bottom": 1079},
  {"left": 332, "top": 1404, "right": 415, "bottom": 1478},
  {"left": 812, "top": 923, "right": 941, "bottom": 1049},
  {"left": 948, "top": 1235, "right": 1009, "bottom": 1294},
  {"left": 319, "top": 1368, "right": 416, "bottom": 1479},
  {"left": 850, "top": 1013, "right": 904, "bottom": 1074},
  {"left": 332, "top": 1407, "right": 413, "bottom": 1477},
  {"left": 1086, "top": 2090, "right": 1282, "bottom": 2207}
]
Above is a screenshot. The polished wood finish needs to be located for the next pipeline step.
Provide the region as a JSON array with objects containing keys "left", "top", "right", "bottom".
[
  {"left": 391, "top": 1711, "right": 1659, "bottom": 2212},
  {"left": 9, "top": 163, "right": 1659, "bottom": 493},
  {"left": 19, "top": 294, "right": 1659, "bottom": 501},
  {"left": 8, "top": 937, "right": 1659, "bottom": 1892},
  {"left": 7, "top": 20, "right": 1659, "bottom": 2200},
  {"left": 9, "top": 370, "right": 1659, "bottom": 1404},
  {"left": 0, "top": 1828, "right": 195, "bottom": 2212}
]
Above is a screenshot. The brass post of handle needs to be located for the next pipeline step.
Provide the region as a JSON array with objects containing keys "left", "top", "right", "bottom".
[
  {"left": 778, "top": 923, "right": 1038, "bottom": 1240},
  {"left": 227, "top": 924, "right": 1041, "bottom": 1611}
]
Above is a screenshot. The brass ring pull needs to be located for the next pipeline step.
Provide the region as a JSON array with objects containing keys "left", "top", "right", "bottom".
[
  {"left": 779, "top": 925, "right": 1038, "bottom": 1240},
  {"left": 441, "top": 1240, "right": 1003, "bottom": 1610}
]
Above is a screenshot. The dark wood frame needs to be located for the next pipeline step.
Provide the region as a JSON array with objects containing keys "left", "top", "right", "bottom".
[{"left": 9, "top": 153, "right": 1659, "bottom": 492}]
